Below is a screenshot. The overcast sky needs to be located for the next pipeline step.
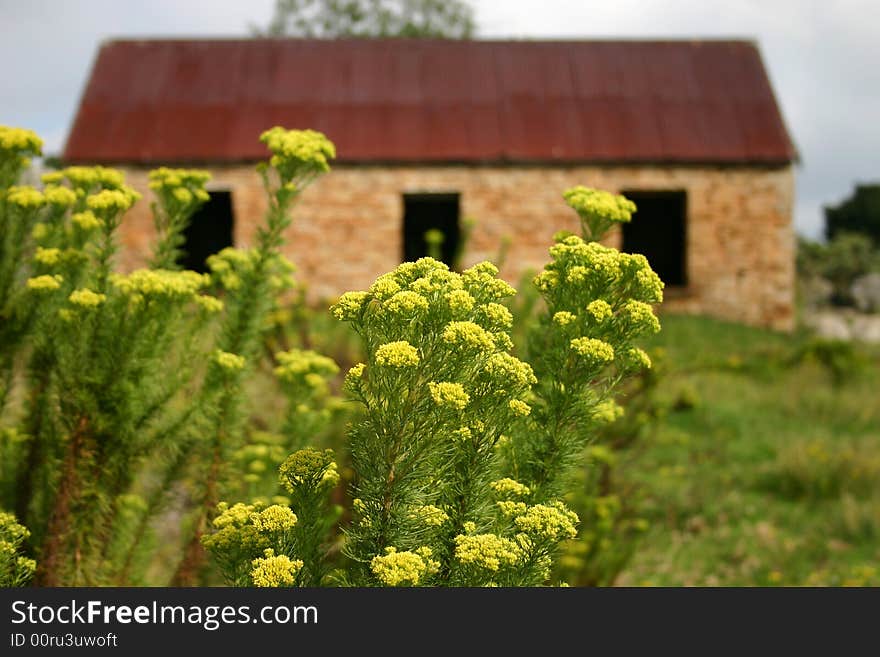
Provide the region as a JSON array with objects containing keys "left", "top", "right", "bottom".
[{"left": 2, "top": 0, "right": 878, "bottom": 239}]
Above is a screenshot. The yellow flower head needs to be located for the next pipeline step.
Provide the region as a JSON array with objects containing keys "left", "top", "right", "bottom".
[
  {"left": 370, "top": 546, "right": 439, "bottom": 587},
  {"left": 514, "top": 501, "right": 579, "bottom": 541},
  {"left": 26, "top": 274, "right": 63, "bottom": 292},
  {"left": 375, "top": 340, "right": 420, "bottom": 368},
  {"left": 331, "top": 291, "right": 369, "bottom": 321},
  {"left": 68, "top": 288, "right": 106, "bottom": 308},
  {"left": 43, "top": 185, "right": 77, "bottom": 208},
  {"left": 442, "top": 321, "right": 495, "bottom": 353},
  {"left": 214, "top": 350, "right": 246, "bottom": 372},
  {"left": 454, "top": 533, "right": 521, "bottom": 572},
  {"left": 259, "top": 127, "right": 336, "bottom": 182},
  {"left": 251, "top": 549, "right": 303, "bottom": 587},
  {"left": 279, "top": 448, "right": 338, "bottom": 492},
  {"left": 490, "top": 478, "right": 531, "bottom": 499},
  {"left": 508, "top": 399, "right": 532, "bottom": 417},
  {"left": 6, "top": 186, "right": 44, "bottom": 209},
  {"left": 71, "top": 211, "right": 102, "bottom": 232},
  {"left": 570, "top": 337, "right": 615, "bottom": 366},
  {"left": 383, "top": 290, "right": 429, "bottom": 315},
  {"left": 563, "top": 186, "right": 636, "bottom": 224},
  {"left": 428, "top": 381, "right": 470, "bottom": 410},
  {"left": 586, "top": 299, "right": 613, "bottom": 323},
  {"left": 249, "top": 505, "right": 297, "bottom": 533}
]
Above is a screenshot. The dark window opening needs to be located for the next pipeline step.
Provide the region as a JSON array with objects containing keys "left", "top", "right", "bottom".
[
  {"left": 178, "top": 190, "right": 234, "bottom": 273},
  {"left": 621, "top": 190, "right": 687, "bottom": 287},
  {"left": 403, "top": 193, "right": 460, "bottom": 267}
]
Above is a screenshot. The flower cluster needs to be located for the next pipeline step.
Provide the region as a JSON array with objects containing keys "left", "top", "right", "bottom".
[
  {"left": 490, "top": 478, "right": 531, "bottom": 499},
  {"left": 0, "top": 126, "right": 41, "bottom": 186},
  {"left": 148, "top": 167, "right": 211, "bottom": 204},
  {"left": 274, "top": 349, "right": 339, "bottom": 393},
  {"left": 428, "top": 381, "right": 470, "bottom": 410},
  {"left": 259, "top": 127, "right": 336, "bottom": 184},
  {"left": 453, "top": 533, "right": 521, "bottom": 572},
  {"left": 375, "top": 340, "right": 420, "bottom": 367},
  {"left": 0, "top": 512, "right": 36, "bottom": 587},
  {"left": 513, "top": 501, "right": 579, "bottom": 541},
  {"left": 278, "top": 448, "right": 339, "bottom": 493},
  {"left": 68, "top": 288, "right": 106, "bottom": 309},
  {"left": 370, "top": 547, "right": 439, "bottom": 586},
  {"left": 250, "top": 549, "right": 303, "bottom": 587},
  {"left": 563, "top": 186, "right": 636, "bottom": 240},
  {"left": 206, "top": 247, "right": 296, "bottom": 294}
]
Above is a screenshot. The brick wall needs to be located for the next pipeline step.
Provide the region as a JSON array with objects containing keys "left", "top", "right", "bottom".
[{"left": 116, "top": 163, "right": 795, "bottom": 330}]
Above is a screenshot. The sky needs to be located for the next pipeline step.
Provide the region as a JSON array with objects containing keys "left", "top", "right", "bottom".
[{"left": 2, "top": 0, "right": 878, "bottom": 239}]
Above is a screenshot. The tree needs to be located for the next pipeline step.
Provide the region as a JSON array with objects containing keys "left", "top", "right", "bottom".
[
  {"left": 253, "top": 0, "right": 476, "bottom": 38},
  {"left": 825, "top": 184, "right": 880, "bottom": 247}
]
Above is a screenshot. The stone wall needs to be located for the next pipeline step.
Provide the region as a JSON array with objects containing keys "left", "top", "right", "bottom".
[{"left": 115, "top": 163, "right": 795, "bottom": 330}]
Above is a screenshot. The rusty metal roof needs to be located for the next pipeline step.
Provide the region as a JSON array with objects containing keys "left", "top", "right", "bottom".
[{"left": 63, "top": 38, "right": 796, "bottom": 165}]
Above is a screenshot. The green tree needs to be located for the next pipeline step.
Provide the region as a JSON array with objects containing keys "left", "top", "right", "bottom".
[
  {"left": 254, "top": 0, "right": 476, "bottom": 38},
  {"left": 825, "top": 184, "right": 880, "bottom": 247}
]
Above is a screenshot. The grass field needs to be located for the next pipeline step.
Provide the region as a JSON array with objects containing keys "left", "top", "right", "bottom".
[{"left": 614, "top": 314, "right": 880, "bottom": 586}]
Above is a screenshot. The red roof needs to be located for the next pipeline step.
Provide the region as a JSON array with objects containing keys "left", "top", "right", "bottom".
[{"left": 63, "top": 38, "right": 796, "bottom": 165}]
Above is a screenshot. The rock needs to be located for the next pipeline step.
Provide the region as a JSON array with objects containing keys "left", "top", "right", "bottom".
[{"left": 851, "top": 273, "right": 880, "bottom": 313}]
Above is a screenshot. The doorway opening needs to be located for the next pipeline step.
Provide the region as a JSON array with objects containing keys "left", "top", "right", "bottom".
[
  {"left": 402, "top": 193, "right": 460, "bottom": 267},
  {"left": 178, "top": 190, "right": 234, "bottom": 273},
  {"left": 620, "top": 190, "right": 687, "bottom": 287}
]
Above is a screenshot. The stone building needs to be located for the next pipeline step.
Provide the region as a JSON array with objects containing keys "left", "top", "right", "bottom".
[{"left": 63, "top": 38, "right": 797, "bottom": 329}]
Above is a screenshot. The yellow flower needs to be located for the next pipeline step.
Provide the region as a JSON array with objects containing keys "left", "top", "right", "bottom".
[
  {"left": 331, "top": 291, "right": 369, "bottom": 320},
  {"left": 514, "top": 501, "right": 579, "bottom": 540},
  {"left": 454, "top": 533, "right": 520, "bottom": 572},
  {"left": 490, "top": 478, "right": 531, "bottom": 499},
  {"left": 370, "top": 547, "right": 438, "bottom": 586},
  {"left": 43, "top": 185, "right": 77, "bottom": 208},
  {"left": 6, "top": 186, "right": 44, "bottom": 209},
  {"left": 194, "top": 295, "right": 224, "bottom": 313},
  {"left": 249, "top": 505, "right": 297, "bottom": 533},
  {"left": 408, "top": 504, "right": 449, "bottom": 527},
  {"left": 586, "top": 299, "right": 613, "bottom": 322},
  {"left": 260, "top": 127, "right": 336, "bottom": 182},
  {"left": 483, "top": 352, "right": 537, "bottom": 387},
  {"left": 563, "top": 186, "right": 635, "bottom": 224},
  {"left": 480, "top": 302, "right": 513, "bottom": 329},
  {"left": 508, "top": 399, "right": 531, "bottom": 417},
  {"left": 553, "top": 311, "right": 576, "bottom": 326},
  {"left": 279, "top": 448, "right": 338, "bottom": 491},
  {"left": 86, "top": 187, "right": 140, "bottom": 215},
  {"left": 442, "top": 321, "right": 495, "bottom": 353},
  {"left": 214, "top": 350, "right": 245, "bottom": 372},
  {"left": 251, "top": 549, "right": 303, "bottom": 587},
  {"left": 428, "top": 381, "right": 470, "bottom": 410},
  {"left": 26, "top": 274, "right": 63, "bottom": 291},
  {"left": 71, "top": 210, "right": 102, "bottom": 231},
  {"left": 0, "top": 126, "right": 42, "bottom": 155},
  {"left": 619, "top": 300, "right": 661, "bottom": 335},
  {"left": 375, "top": 341, "right": 420, "bottom": 367},
  {"left": 383, "top": 290, "right": 429, "bottom": 315},
  {"left": 68, "top": 288, "right": 106, "bottom": 308},
  {"left": 34, "top": 247, "right": 62, "bottom": 266},
  {"left": 570, "top": 337, "right": 615, "bottom": 365},
  {"left": 444, "top": 289, "right": 475, "bottom": 315}
]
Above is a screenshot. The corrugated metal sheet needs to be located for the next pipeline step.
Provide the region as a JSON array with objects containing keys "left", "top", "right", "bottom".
[{"left": 63, "top": 38, "right": 796, "bottom": 164}]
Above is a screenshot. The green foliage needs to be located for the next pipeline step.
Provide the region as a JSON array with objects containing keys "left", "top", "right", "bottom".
[
  {"left": 0, "top": 124, "right": 334, "bottom": 586},
  {"left": 618, "top": 315, "right": 880, "bottom": 587},
  {"left": 0, "top": 511, "right": 35, "bottom": 586},
  {"left": 797, "top": 232, "right": 880, "bottom": 306},
  {"left": 825, "top": 183, "right": 880, "bottom": 247},
  {"left": 203, "top": 187, "right": 661, "bottom": 587},
  {"left": 256, "top": 0, "right": 476, "bottom": 38}
]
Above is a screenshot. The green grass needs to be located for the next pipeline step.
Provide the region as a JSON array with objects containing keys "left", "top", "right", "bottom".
[{"left": 616, "top": 314, "right": 880, "bottom": 586}]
